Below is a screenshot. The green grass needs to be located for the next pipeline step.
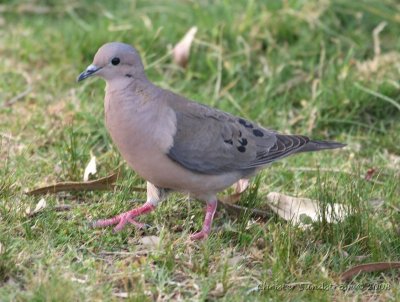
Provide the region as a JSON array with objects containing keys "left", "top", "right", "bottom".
[{"left": 1, "top": 0, "right": 399, "bottom": 300}]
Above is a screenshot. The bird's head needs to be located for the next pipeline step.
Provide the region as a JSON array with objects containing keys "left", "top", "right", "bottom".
[{"left": 77, "top": 42, "right": 145, "bottom": 83}]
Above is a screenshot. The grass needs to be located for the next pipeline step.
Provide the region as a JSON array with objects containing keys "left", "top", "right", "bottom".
[{"left": 1, "top": 0, "right": 399, "bottom": 300}]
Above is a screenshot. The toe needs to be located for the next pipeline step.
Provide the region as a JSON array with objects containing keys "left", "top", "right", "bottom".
[
  {"left": 127, "top": 218, "right": 145, "bottom": 229},
  {"left": 91, "top": 216, "right": 120, "bottom": 228},
  {"left": 190, "top": 231, "right": 208, "bottom": 241}
]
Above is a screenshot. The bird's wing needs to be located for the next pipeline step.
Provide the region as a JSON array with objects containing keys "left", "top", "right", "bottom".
[{"left": 165, "top": 91, "right": 310, "bottom": 175}]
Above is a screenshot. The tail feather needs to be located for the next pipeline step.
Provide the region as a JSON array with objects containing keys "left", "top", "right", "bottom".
[{"left": 299, "top": 140, "right": 346, "bottom": 153}]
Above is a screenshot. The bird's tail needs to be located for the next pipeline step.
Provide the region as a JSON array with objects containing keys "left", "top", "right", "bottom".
[{"left": 299, "top": 140, "right": 346, "bottom": 153}]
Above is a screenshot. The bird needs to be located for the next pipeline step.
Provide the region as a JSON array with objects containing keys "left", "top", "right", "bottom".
[{"left": 78, "top": 42, "right": 345, "bottom": 240}]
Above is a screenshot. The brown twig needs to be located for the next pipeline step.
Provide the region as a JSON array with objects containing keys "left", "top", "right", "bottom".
[
  {"left": 341, "top": 262, "right": 400, "bottom": 282},
  {"left": 26, "top": 171, "right": 128, "bottom": 196}
]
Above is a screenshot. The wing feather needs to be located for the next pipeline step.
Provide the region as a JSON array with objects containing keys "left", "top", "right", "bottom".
[{"left": 164, "top": 91, "right": 310, "bottom": 175}]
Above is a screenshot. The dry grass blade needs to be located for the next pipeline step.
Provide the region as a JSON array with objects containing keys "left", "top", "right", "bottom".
[
  {"left": 27, "top": 204, "right": 73, "bottom": 218},
  {"left": 25, "top": 171, "right": 134, "bottom": 195},
  {"left": 355, "top": 83, "right": 400, "bottom": 112},
  {"left": 270, "top": 67, "right": 318, "bottom": 98},
  {"left": 372, "top": 21, "right": 387, "bottom": 56},
  {"left": 1, "top": 71, "right": 32, "bottom": 108},
  {"left": 341, "top": 262, "right": 400, "bottom": 282}
]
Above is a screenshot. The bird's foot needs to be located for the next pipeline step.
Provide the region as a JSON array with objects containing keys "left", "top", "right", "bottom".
[
  {"left": 190, "top": 200, "right": 217, "bottom": 241},
  {"left": 91, "top": 202, "right": 155, "bottom": 232},
  {"left": 190, "top": 230, "right": 210, "bottom": 240}
]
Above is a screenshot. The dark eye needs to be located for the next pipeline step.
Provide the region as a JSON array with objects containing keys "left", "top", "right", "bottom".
[{"left": 111, "top": 57, "right": 120, "bottom": 65}]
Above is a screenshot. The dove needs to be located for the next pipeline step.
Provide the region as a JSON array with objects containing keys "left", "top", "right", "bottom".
[{"left": 78, "top": 42, "right": 345, "bottom": 240}]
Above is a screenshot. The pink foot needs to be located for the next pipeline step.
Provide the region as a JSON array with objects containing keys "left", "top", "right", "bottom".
[
  {"left": 190, "top": 201, "right": 217, "bottom": 241},
  {"left": 91, "top": 202, "right": 155, "bottom": 232},
  {"left": 190, "top": 230, "right": 209, "bottom": 240}
]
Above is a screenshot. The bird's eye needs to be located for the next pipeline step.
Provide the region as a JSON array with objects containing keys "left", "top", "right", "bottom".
[{"left": 111, "top": 57, "right": 120, "bottom": 65}]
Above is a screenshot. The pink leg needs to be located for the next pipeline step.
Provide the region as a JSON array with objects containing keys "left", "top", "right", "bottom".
[
  {"left": 190, "top": 200, "right": 218, "bottom": 240},
  {"left": 91, "top": 202, "right": 155, "bottom": 232}
]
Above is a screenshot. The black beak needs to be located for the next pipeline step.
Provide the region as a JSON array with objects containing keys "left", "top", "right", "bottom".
[{"left": 77, "top": 64, "right": 101, "bottom": 82}]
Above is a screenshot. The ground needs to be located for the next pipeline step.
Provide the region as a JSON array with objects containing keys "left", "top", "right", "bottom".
[{"left": 0, "top": 0, "right": 399, "bottom": 301}]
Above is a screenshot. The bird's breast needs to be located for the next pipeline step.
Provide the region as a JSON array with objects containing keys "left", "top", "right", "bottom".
[{"left": 104, "top": 95, "right": 178, "bottom": 180}]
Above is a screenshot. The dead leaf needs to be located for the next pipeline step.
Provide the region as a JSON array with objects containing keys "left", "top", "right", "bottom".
[
  {"left": 83, "top": 155, "right": 97, "bottom": 181},
  {"left": 233, "top": 178, "right": 249, "bottom": 194},
  {"left": 173, "top": 26, "right": 198, "bottom": 68},
  {"left": 0, "top": 242, "right": 3, "bottom": 254},
  {"left": 26, "top": 198, "right": 47, "bottom": 216},
  {"left": 139, "top": 236, "right": 160, "bottom": 248},
  {"left": 26, "top": 171, "right": 131, "bottom": 196},
  {"left": 341, "top": 262, "right": 400, "bottom": 282},
  {"left": 33, "top": 198, "right": 46, "bottom": 212},
  {"left": 266, "top": 192, "right": 348, "bottom": 228}
]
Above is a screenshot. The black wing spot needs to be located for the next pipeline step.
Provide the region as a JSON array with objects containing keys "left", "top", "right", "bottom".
[
  {"left": 253, "top": 129, "right": 264, "bottom": 137},
  {"left": 238, "top": 138, "right": 248, "bottom": 146},
  {"left": 237, "top": 146, "right": 246, "bottom": 153},
  {"left": 125, "top": 74, "right": 133, "bottom": 78},
  {"left": 224, "top": 139, "right": 233, "bottom": 145},
  {"left": 238, "top": 118, "right": 254, "bottom": 128}
]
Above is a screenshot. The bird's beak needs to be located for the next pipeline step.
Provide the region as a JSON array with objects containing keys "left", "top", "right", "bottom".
[{"left": 77, "top": 64, "right": 101, "bottom": 82}]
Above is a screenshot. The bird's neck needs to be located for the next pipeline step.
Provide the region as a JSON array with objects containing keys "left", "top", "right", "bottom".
[
  {"left": 104, "top": 75, "right": 161, "bottom": 116},
  {"left": 105, "top": 74, "right": 151, "bottom": 94}
]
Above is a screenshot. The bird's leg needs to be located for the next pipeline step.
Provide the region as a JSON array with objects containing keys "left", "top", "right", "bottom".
[
  {"left": 190, "top": 200, "right": 218, "bottom": 240},
  {"left": 92, "top": 182, "right": 168, "bottom": 232}
]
